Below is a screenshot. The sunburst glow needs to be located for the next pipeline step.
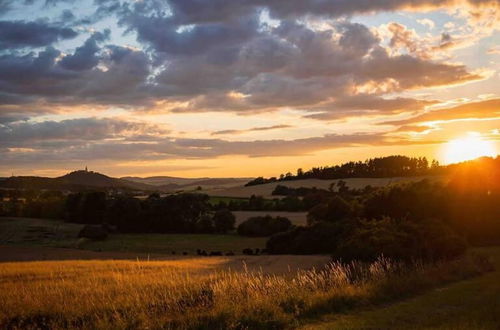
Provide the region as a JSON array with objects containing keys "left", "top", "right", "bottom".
[{"left": 443, "top": 134, "right": 497, "bottom": 164}]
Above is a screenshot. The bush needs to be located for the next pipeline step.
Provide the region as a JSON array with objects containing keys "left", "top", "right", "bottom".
[
  {"left": 78, "top": 224, "right": 108, "bottom": 240},
  {"left": 267, "top": 217, "right": 467, "bottom": 261},
  {"left": 237, "top": 215, "right": 292, "bottom": 237},
  {"left": 212, "top": 209, "right": 235, "bottom": 233},
  {"left": 307, "top": 195, "right": 355, "bottom": 224},
  {"left": 266, "top": 221, "right": 350, "bottom": 254}
]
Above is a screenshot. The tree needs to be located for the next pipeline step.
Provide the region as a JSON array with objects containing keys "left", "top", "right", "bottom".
[
  {"left": 307, "top": 195, "right": 354, "bottom": 224},
  {"left": 213, "top": 209, "right": 235, "bottom": 233},
  {"left": 196, "top": 214, "right": 214, "bottom": 233},
  {"left": 237, "top": 215, "right": 292, "bottom": 237}
]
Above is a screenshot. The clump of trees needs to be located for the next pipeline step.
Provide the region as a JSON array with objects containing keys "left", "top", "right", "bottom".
[
  {"left": 237, "top": 215, "right": 292, "bottom": 237},
  {"left": 267, "top": 157, "right": 500, "bottom": 260},
  {"left": 247, "top": 155, "right": 441, "bottom": 186},
  {"left": 0, "top": 190, "right": 66, "bottom": 219},
  {"left": 63, "top": 192, "right": 235, "bottom": 234},
  {"left": 267, "top": 217, "right": 466, "bottom": 262}
]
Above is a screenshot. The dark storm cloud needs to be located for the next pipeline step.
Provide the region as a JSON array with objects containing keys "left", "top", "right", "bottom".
[{"left": 0, "top": 20, "right": 77, "bottom": 48}]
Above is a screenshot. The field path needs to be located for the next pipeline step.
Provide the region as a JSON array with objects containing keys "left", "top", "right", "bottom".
[{"left": 302, "top": 247, "right": 500, "bottom": 329}]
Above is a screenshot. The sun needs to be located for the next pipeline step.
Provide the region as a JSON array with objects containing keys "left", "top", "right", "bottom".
[{"left": 443, "top": 134, "right": 497, "bottom": 164}]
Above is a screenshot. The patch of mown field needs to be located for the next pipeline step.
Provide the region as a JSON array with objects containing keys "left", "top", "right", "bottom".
[{"left": 0, "top": 249, "right": 494, "bottom": 329}]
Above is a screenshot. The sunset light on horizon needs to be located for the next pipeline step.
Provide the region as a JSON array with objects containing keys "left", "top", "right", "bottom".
[{"left": 0, "top": 0, "right": 499, "bottom": 177}]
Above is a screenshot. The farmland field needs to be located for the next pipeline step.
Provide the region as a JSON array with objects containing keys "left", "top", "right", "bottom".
[
  {"left": 206, "top": 176, "right": 446, "bottom": 198},
  {"left": 0, "top": 217, "right": 267, "bottom": 256},
  {"left": 0, "top": 247, "right": 494, "bottom": 329}
]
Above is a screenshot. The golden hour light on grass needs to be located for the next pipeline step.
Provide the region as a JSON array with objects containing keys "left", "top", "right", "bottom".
[{"left": 443, "top": 133, "right": 497, "bottom": 164}]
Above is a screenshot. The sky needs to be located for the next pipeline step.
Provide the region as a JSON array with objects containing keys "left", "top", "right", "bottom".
[{"left": 0, "top": 0, "right": 499, "bottom": 178}]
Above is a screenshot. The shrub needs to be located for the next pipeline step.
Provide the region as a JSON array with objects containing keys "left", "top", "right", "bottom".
[
  {"left": 267, "top": 217, "right": 467, "bottom": 261},
  {"left": 237, "top": 215, "right": 292, "bottom": 237},
  {"left": 78, "top": 224, "right": 108, "bottom": 240},
  {"left": 212, "top": 209, "right": 235, "bottom": 233},
  {"left": 266, "top": 221, "right": 349, "bottom": 254},
  {"left": 307, "top": 195, "right": 355, "bottom": 224}
]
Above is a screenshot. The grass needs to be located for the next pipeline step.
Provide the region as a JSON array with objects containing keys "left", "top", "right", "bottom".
[
  {"left": 208, "top": 196, "right": 249, "bottom": 206},
  {"left": 303, "top": 246, "right": 500, "bottom": 329},
  {"left": 0, "top": 217, "right": 266, "bottom": 255},
  {"left": 0, "top": 250, "right": 493, "bottom": 329},
  {"left": 80, "top": 233, "right": 266, "bottom": 255}
]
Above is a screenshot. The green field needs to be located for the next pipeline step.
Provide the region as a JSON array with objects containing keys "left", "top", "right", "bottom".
[
  {"left": 81, "top": 233, "right": 266, "bottom": 255},
  {"left": 208, "top": 196, "right": 249, "bottom": 205},
  {"left": 0, "top": 217, "right": 266, "bottom": 255}
]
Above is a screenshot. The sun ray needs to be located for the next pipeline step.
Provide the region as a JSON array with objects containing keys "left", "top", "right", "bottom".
[{"left": 443, "top": 133, "right": 497, "bottom": 164}]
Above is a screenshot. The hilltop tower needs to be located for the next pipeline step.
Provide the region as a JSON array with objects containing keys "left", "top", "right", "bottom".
[{"left": 85, "top": 166, "right": 88, "bottom": 172}]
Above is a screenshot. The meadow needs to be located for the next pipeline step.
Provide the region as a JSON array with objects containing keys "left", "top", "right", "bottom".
[
  {"left": 0, "top": 249, "right": 494, "bottom": 329},
  {"left": 0, "top": 217, "right": 267, "bottom": 255}
]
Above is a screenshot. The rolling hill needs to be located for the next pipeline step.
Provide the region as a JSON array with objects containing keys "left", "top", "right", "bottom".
[
  {"left": 0, "top": 170, "right": 155, "bottom": 191},
  {"left": 122, "top": 176, "right": 252, "bottom": 191},
  {"left": 205, "top": 176, "right": 447, "bottom": 198}
]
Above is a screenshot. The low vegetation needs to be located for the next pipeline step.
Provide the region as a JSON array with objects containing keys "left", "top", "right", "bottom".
[
  {"left": 0, "top": 251, "right": 493, "bottom": 329},
  {"left": 237, "top": 215, "right": 292, "bottom": 237}
]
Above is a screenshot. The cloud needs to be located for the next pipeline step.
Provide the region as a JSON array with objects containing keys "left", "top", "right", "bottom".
[
  {"left": 59, "top": 31, "right": 109, "bottom": 71},
  {"left": 0, "top": 42, "right": 153, "bottom": 107},
  {"left": 304, "top": 95, "right": 438, "bottom": 120},
  {"left": 417, "top": 18, "right": 435, "bottom": 29},
  {"left": 0, "top": 20, "right": 77, "bottom": 48},
  {"left": 0, "top": 117, "right": 167, "bottom": 148},
  {"left": 488, "top": 45, "right": 500, "bottom": 54},
  {"left": 211, "top": 124, "right": 293, "bottom": 135},
  {"left": 382, "top": 98, "right": 500, "bottom": 125},
  {"left": 0, "top": 131, "right": 388, "bottom": 165}
]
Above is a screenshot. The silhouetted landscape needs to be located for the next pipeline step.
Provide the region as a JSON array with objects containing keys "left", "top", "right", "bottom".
[
  {"left": 1, "top": 0, "right": 499, "bottom": 328},
  {"left": 1, "top": 155, "right": 499, "bottom": 328}
]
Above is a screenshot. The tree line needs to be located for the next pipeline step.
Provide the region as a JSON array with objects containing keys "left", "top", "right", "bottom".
[
  {"left": 266, "top": 157, "right": 500, "bottom": 260},
  {"left": 246, "top": 155, "right": 441, "bottom": 186}
]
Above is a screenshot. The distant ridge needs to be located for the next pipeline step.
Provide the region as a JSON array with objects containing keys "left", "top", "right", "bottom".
[
  {"left": 0, "top": 170, "right": 156, "bottom": 191},
  {"left": 122, "top": 176, "right": 253, "bottom": 190},
  {"left": 0, "top": 170, "right": 252, "bottom": 192}
]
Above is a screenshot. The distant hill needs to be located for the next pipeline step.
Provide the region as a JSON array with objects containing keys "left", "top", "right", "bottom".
[
  {"left": 0, "top": 171, "right": 252, "bottom": 192},
  {"left": 122, "top": 176, "right": 210, "bottom": 186},
  {"left": 122, "top": 176, "right": 252, "bottom": 191},
  {"left": 0, "top": 170, "right": 156, "bottom": 191},
  {"left": 206, "top": 176, "right": 447, "bottom": 199}
]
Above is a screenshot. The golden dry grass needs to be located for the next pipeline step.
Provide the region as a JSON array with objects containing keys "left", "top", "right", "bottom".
[{"left": 0, "top": 253, "right": 492, "bottom": 329}]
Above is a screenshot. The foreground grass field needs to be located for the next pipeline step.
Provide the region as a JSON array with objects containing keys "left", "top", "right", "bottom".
[
  {"left": 304, "top": 247, "right": 500, "bottom": 329},
  {"left": 0, "top": 249, "right": 494, "bottom": 329}
]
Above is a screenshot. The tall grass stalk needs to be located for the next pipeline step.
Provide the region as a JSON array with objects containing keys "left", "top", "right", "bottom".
[{"left": 0, "top": 254, "right": 492, "bottom": 329}]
